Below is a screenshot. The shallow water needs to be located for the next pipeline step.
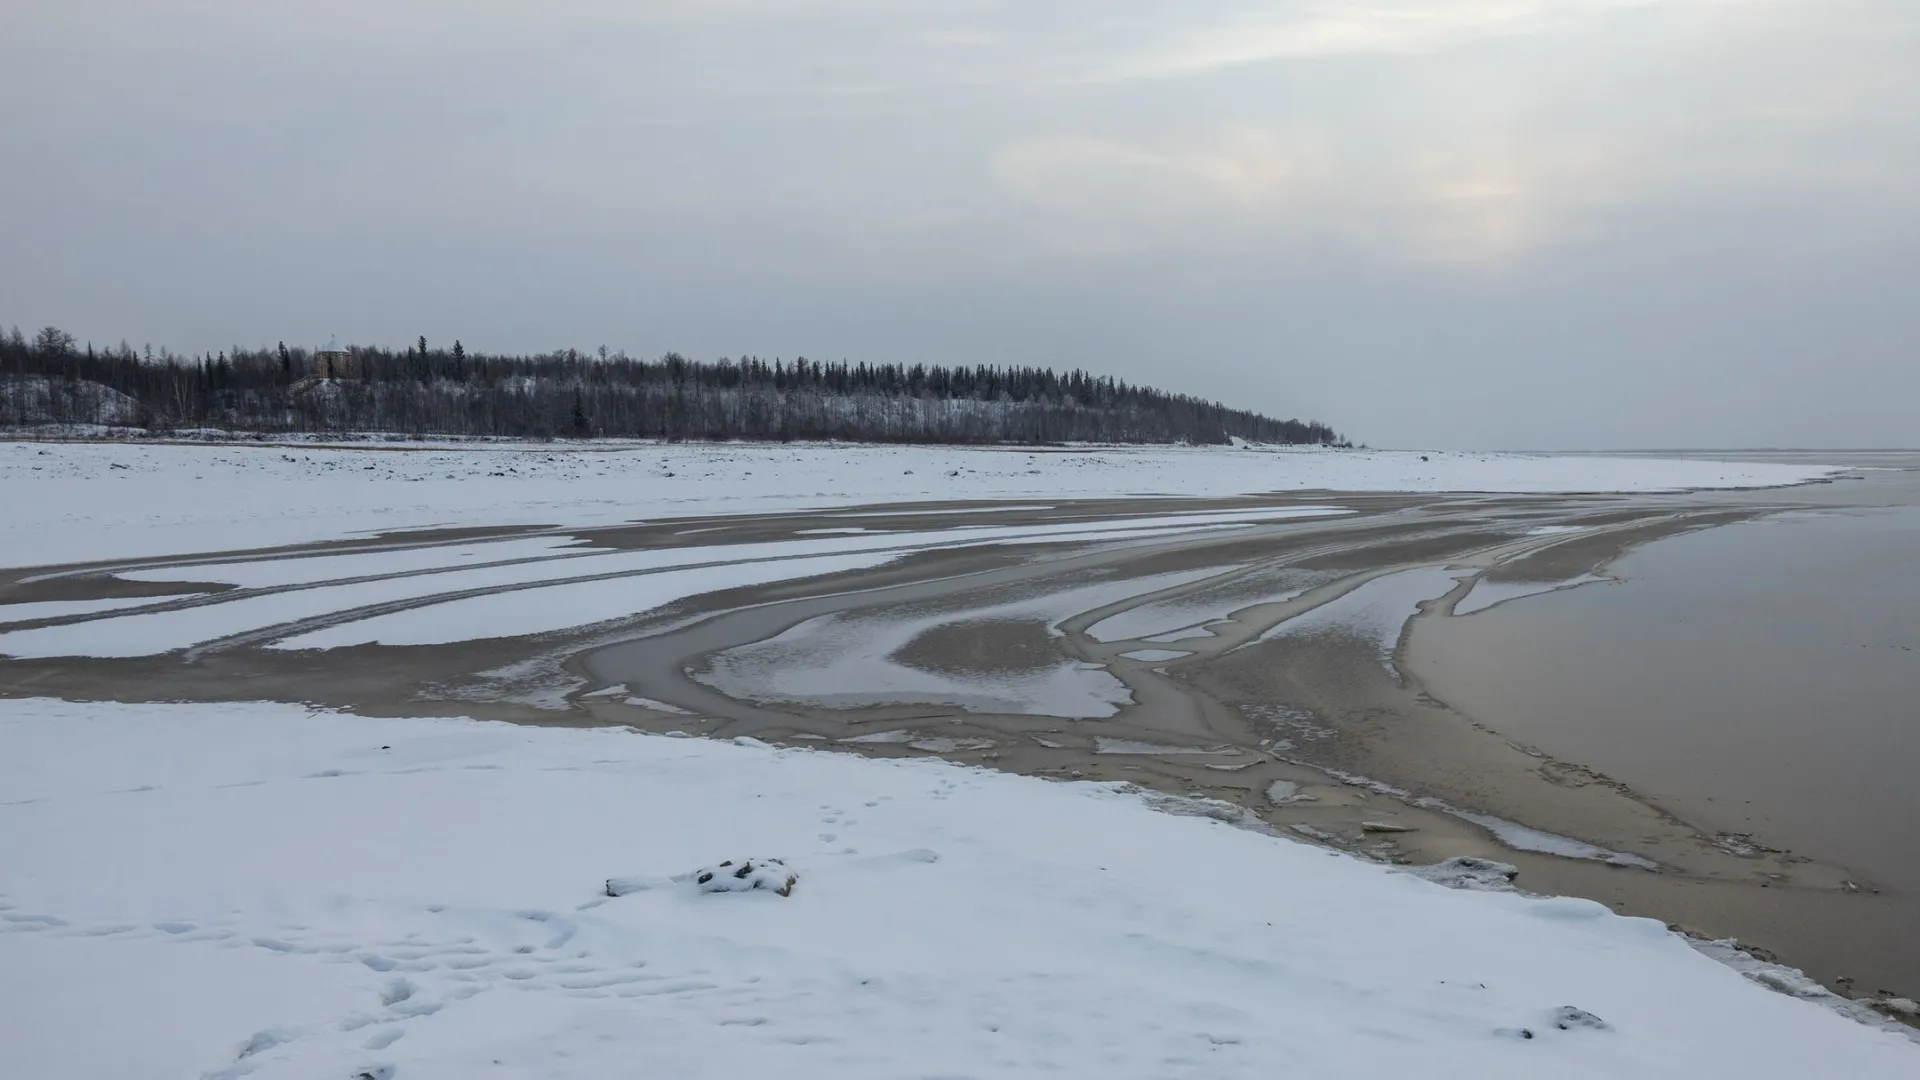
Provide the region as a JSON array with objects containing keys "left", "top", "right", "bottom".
[{"left": 1412, "top": 503, "right": 1920, "bottom": 903}]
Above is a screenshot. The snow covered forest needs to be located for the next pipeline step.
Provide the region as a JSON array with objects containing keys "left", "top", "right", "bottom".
[{"left": 0, "top": 327, "right": 1342, "bottom": 445}]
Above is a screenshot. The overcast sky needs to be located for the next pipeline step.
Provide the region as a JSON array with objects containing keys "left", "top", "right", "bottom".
[{"left": 4, "top": 1, "right": 1916, "bottom": 448}]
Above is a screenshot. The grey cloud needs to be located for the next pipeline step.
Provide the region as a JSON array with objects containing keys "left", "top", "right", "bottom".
[{"left": 2, "top": 0, "right": 1915, "bottom": 447}]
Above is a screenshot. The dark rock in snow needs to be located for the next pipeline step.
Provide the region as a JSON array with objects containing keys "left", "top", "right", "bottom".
[
  {"left": 693, "top": 857, "right": 797, "bottom": 896},
  {"left": 606, "top": 857, "right": 798, "bottom": 899},
  {"left": 1403, "top": 856, "right": 1520, "bottom": 892},
  {"left": 1553, "top": 1006, "right": 1610, "bottom": 1031}
]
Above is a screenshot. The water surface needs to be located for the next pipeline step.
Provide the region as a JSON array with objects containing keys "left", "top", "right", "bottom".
[{"left": 1412, "top": 502, "right": 1920, "bottom": 902}]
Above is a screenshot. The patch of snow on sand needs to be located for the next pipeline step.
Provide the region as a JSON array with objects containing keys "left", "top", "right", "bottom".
[
  {"left": 831, "top": 504, "right": 1054, "bottom": 518},
  {"left": 1266, "top": 780, "right": 1309, "bottom": 804},
  {"left": 1442, "top": 808, "right": 1662, "bottom": 871},
  {"left": 1319, "top": 767, "right": 1662, "bottom": 871},
  {"left": 1252, "top": 567, "right": 1468, "bottom": 665},
  {"left": 1093, "top": 738, "right": 1232, "bottom": 755},
  {"left": 1, "top": 698, "right": 1909, "bottom": 1079},
  {"left": 1144, "top": 625, "right": 1220, "bottom": 642},
  {"left": 117, "top": 537, "right": 592, "bottom": 589},
  {"left": 838, "top": 731, "right": 1003, "bottom": 751},
  {"left": 1083, "top": 581, "right": 1242, "bottom": 641},
  {"left": 0, "top": 442, "right": 1843, "bottom": 568},
  {"left": 840, "top": 729, "right": 920, "bottom": 744},
  {"left": 906, "top": 737, "right": 996, "bottom": 753},
  {"left": 278, "top": 516, "right": 1342, "bottom": 651},
  {"left": 696, "top": 570, "right": 1227, "bottom": 718},
  {"left": 4, "top": 538, "right": 892, "bottom": 658},
  {"left": 0, "top": 596, "right": 175, "bottom": 624},
  {"left": 1085, "top": 566, "right": 1339, "bottom": 643},
  {"left": 271, "top": 552, "right": 901, "bottom": 649},
  {"left": 0, "top": 518, "right": 1329, "bottom": 659},
  {"left": 623, "top": 696, "right": 694, "bottom": 715},
  {"left": 898, "top": 509, "right": 1352, "bottom": 556},
  {"left": 1454, "top": 575, "right": 1610, "bottom": 616}
]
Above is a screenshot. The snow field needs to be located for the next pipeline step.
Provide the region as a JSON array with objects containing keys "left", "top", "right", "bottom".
[
  {"left": 0, "top": 699, "right": 1910, "bottom": 1079},
  {"left": 0, "top": 441, "right": 1841, "bottom": 568}
]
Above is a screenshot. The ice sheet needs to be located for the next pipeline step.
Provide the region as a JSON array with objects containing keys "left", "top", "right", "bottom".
[
  {"left": 1253, "top": 567, "right": 1470, "bottom": 664},
  {"left": 696, "top": 569, "right": 1227, "bottom": 718},
  {"left": 1119, "top": 649, "right": 1191, "bottom": 662}
]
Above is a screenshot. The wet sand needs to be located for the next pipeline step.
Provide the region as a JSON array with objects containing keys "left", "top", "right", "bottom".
[{"left": 3, "top": 476, "right": 1915, "bottom": 1013}]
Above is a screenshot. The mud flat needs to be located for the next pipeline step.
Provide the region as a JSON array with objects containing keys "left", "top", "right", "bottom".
[{"left": 4, "top": 466, "right": 1915, "bottom": 1015}]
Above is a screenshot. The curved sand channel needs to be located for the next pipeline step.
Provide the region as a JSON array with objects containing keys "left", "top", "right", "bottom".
[
  {"left": 575, "top": 499, "right": 1909, "bottom": 1003},
  {"left": 2, "top": 487, "right": 1909, "bottom": 1005}
]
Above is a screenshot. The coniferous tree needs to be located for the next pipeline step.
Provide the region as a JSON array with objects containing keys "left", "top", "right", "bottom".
[
  {"left": 0, "top": 326, "right": 1344, "bottom": 445},
  {"left": 571, "top": 391, "right": 590, "bottom": 438}
]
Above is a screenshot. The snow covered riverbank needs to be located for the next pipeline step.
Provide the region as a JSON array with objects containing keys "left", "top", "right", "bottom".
[
  {"left": 0, "top": 440, "right": 1842, "bottom": 567},
  {"left": 1, "top": 699, "right": 1910, "bottom": 1079}
]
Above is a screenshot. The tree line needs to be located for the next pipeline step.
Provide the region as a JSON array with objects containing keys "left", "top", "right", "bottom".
[{"left": 1, "top": 325, "right": 1344, "bottom": 446}]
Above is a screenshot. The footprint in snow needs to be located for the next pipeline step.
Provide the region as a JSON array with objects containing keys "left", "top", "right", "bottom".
[
  {"left": 2, "top": 912, "right": 67, "bottom": 929},
  {"left": 59, "top": 924, "right": 139, "bottom": 938},
  {"left": 234, "top": 1028, "right": 296, "bottom": 1060},
  {"left": 379, "top": 978, "right": 416, "bottom": 1006},
  {"left": 1498, "top": 1006, "right": 1612, "bottom": 1041}
]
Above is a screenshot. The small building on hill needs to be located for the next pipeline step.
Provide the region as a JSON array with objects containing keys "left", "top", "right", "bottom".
[{"left": 314, "top": 337, "right": 354, "bottom": 378}]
